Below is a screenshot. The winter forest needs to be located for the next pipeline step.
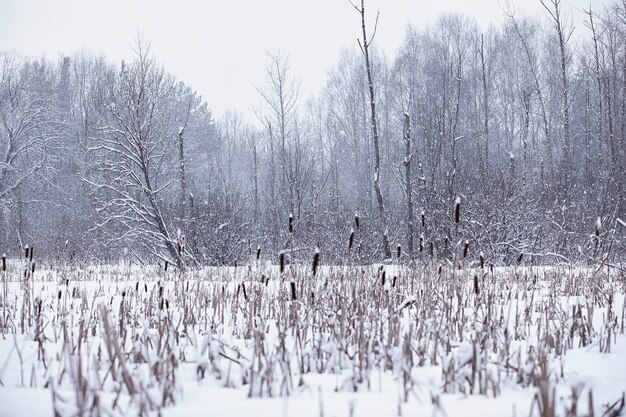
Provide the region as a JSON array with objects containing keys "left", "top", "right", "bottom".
[
  {"left": 1, "top": 0, "right": 625, "bottom": 268},
  {"left": 2, "top": 1, "right": 626, "bottom": 417}
]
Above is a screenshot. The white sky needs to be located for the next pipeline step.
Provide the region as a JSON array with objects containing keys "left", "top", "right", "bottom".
[{"left": 0, "top": 0, "right": 610, "bottom": 123}]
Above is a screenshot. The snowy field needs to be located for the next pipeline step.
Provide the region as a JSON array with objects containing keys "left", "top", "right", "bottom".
[{"left": 0, "top": 260, "right": 625, "bottom": 417}]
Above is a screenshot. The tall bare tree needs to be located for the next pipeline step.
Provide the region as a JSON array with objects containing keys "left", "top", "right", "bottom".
[
  {"left": 352, "top": 0, "right": 392, "bottom": 259},
  {"left": 86, "top": 39, "right": 184, "bottom": 268}
]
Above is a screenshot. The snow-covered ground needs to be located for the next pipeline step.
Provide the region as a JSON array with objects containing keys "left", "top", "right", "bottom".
[{"left": 0, "top": 261, "right": 624, "bottom": 417}]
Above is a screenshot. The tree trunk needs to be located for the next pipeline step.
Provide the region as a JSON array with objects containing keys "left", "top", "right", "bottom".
[
  {"left": 355, "top": 0, "right": 392, "bottom": 259},
  {"left": 403, "top": 113, "right": 414, "bottom": 259}
]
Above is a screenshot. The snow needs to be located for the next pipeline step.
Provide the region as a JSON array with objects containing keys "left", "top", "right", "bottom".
[{"left": 0, "top": 262, "right": 624, "bottom": 417}]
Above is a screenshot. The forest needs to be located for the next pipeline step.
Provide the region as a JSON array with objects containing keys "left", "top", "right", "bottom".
[{"left": 1, "top": 0, "right": 625, "bottom": 268}]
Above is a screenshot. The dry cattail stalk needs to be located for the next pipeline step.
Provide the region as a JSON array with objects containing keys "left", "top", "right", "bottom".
[
  {"left": 312, "top": 245, "right": 320, "bottom": 276},
  {"left": 290, "top": 282, "right": 297, "bottom": 301},
  {"left": 454, "top": 197, "right": 461, "bottom": 224},
  {"left": 279, "top": 252, "right": 286, "bottom": 274}
]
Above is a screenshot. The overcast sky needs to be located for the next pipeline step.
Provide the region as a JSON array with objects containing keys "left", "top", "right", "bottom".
[{"left": 0, "top": 0, "right": 610, "bottom": 122}]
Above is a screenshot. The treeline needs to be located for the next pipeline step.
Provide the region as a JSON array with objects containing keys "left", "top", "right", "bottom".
[{"left": 1, "top": 0, "right": 625, "bottom": 267}]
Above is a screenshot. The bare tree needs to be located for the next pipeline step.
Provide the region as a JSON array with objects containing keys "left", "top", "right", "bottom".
[
  {"left": 85, "top": 39, "right": 184, "bottom": 268},
  {"left": 0, "top": 53, "right": 56, "bottom": 246},
  {"left": 541, "top": 0, "right": 573, "bottom": 197},
  {"left": 352, "top": 0, "right": 392, "bottom": 259}
]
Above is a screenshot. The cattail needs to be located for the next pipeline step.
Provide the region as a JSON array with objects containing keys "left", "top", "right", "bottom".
[
  {"left": 517, "top": 252, "right": 524, "bottom": 263},
  {"left": 164, "top": 260, "right": 169, "bottom": 271},
  {"left": 2, "top": 254, "right": 5, "bottom": 272},
  {"left": 288, "top": 213, "right": 294, "bottom": 233},
  {"left": 429, "top": 241, "right": 434, "bottom": 256},
  {"left": 24, "top": 245, "right": 29, "bottom": 259},
  {"left": 256, "top": 246, "right": 261, "bottom": 260},
  {"left": 392, "top": 276, "right": 397, "bottom": 287},
  {"left": 354, "top": 211, "right": 360, "bottom": 231},
  {"left": 66, "top": 278, "right": 69, "bottom": 286},
  {"left": 290, "top": 282, "right": 297, "bottom": 301},
  {"left": 473, "top": 275, "right": 480, "bottom": 295},
  {"left": 489, "top": 263, "right": 494, "bottom": 274},
  {"left": 348, "top": 228, "right": 355, "bottom": 250},
  {"left": 58, "top": 290, "right": 62, "bottom": 300},
  {"left": 312, "top": 245, "right": 320, "bottom": 276},
  {"left": 421, "top": 209, "right": 425, "bottom": 228},
  {"left": 381, "top": 269, "right": 386, "bottom": 286},
  {"left": 396, "top": 244, "right": 401, "bottom": 258},
  {"left": 31, "top": 262, "right": 35, "bottom": 273},
  {"left": 454, "top": 196, "right": 461, "bottom": 224},
  {"left": 29, "top": 245, "right": 33, "bottom": 261},
  {"left": 595, "top": 217, "right": 601, "bottom": 248},
  {"left": 165, "top": 299, "right": 169, "bottom": 309},
  {"left": 279, "top": 251, "right": 286, "bottom": 273},
  {"left": 135, "top": 281, "right": 139, "bottom": 292},
  {"left": 121, "top": 290, "right": 126, "bottom": 298},
  {"left": 159, "top": 285, "right": 164, "bottom": 298},
  {"left": 438, "top": 265, "right": 442, "bottom": 275},
  {"left": 419, "top": 235, "right": 424, "bottom": 253},
  {"left": 160, "top": 298, "right": 164, "bottom": 310},
  {"left": 463, "top": 240, "right": 469, "bottom": 258},
  {"left": 479, "top": 252, "right": 484, "bottom": 268},
  {"left": 144, "top": 283, "right": 148, "bottom": 292},
  {"left": 242, "top": 283, "right": 248, "bottom": 300}
]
